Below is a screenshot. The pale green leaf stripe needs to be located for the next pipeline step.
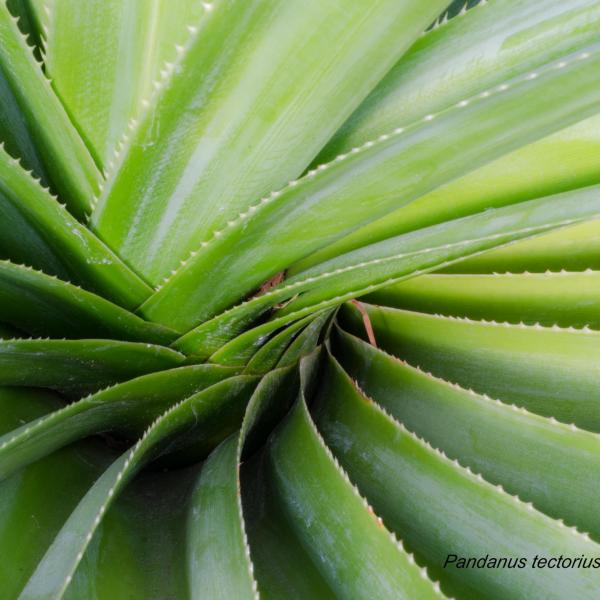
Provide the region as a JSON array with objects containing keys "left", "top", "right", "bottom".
[
  {"left": 444, "top": 218, "right": 600, "bottom": 273},
  {"left": 335, "top": 330, "right": 600, "bottom": 540},
  {"left": 0, "top": 2, "right": 100, "bottom": 219},
  {"left": 313, "top": 354, "right": 600, "bottom": 600},
  {"left": 267, "top": 397, "right": 446, "bottom": 599},
  {"left": 174, "top": 183, "right": 600, "bottom": 362},
  {"left": 0, "top": 144, "right": 151, "bottom": 309},
  {"left": 0, "top": 364, "right": 235, "bottom": 481},
  {"left": 91, "top": 0, "right": 446, "bottom": 284},
  {"left": 0, "top": 260, "right": 175, "bottom": 343},
  {"left": 142, "top": 42, "right": 600, "bottom": 331},
  {"left": 19, "top": 376, "right": 257, "bottom": 600},
  {"left": 44, "top": 0, "right": 204, "bottom": 168},
  {"left": 341, "top": 303, "right": 600, "bottom": 432},
  {"left": 0, "top": 338, "right": 185, "bottom": 395},
  {"left": 365, "top": 270, "right": 600, "bottom": 329}
]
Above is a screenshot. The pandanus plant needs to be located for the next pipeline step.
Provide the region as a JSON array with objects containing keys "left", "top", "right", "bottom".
[{"left": 2, "top": 0, "right": 600, "bottom": 597}]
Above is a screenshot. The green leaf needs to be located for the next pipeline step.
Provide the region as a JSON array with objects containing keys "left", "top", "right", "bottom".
[
  {"left": 141, "top": 42, "right": 600, "bottom": 330},
  {"left": 19, "top": 375, "right": 257, "bottom": 600},
  {"left": 242, "top": 450, "right": 336, "bottom": 600},
  {"left": 0, "top": 364, "right": 235, "bottom": 481},
  {"left": 63, "top": 465, "right": 198, "bottom": 600},
  {"left": 297, "top": 113, "right": 600, "bottom": 274},
  {"left": 6, "top": 0, "right": 45, "bottom": 55},
  {"left": 175, "top": 182, "right": 600, "bottom": 361},
  {"left": 0, "top": 2, "right": 100, "bottom": 219},
  {"left": 267, "top": 397, "right": 445, "bottom": 599},
  {"left": 186, "top": 363, "right": 308, "bottom": 600},
  {"left": 443, "top": 218, "right": 600, "bottom": 273},
  {"left": 186, "top": 435, "right": 258, "bottom": 600},
  {"left": 0, "top": 387, "right": 114, "bottom": 599},
  {"left": 365, "top": 270, "right": 600, "bottom": 328},
  {"left": 317, "top": 0, "right": 600, "bottom": 163},
  {"left": 275, "top": 186, "right": 600, "bottom": 317},
  {"left": 0, "top": 338, "right": 185, "bottom": 395},
  {"left": 0, "top": 387, "right": 62, "bottom": 430},
  {"left": 340, "top": 303, "right": 600, "bottom": 431},
  {"left": 240, "top": 362, "right": 302, "bottom": 461},
  {"left": 335, "top": 330, "right": 600, "bottom": 541},
  {"left": 243, "top": 313, "right": 319, "bottom": 375},
  {"left": 0, "top": 260, "right": 176, "bottom": 342},
  {"left": 241, "top": 352, "right": 341, "bottom": 599},
  {"left": 0, "top": 145, "right": 152, "bottom": 309},
  {"left": 300, "top": 0, "right": 600, "bottom": 272},
  {"left": 68, "top": 385, "right": 285, "bottom": 600},
  {"left": 44, "top": 0, "right": 205, "bottom": 168},
  {"left": 313, "top": 353, "right": 600, "bottom": 599},
  {"left": 90, "top": 0, "right": 447, "bottom": 284}
]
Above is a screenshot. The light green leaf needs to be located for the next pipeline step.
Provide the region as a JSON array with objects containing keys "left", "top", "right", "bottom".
[
  {"left": 299, "top": 0, "right": 600, "bottom": 272},
  {"left": 335, "top": 330, "right": 600, "bottom": 540},
  {"left": 175, "top": 183, "right": 600, "bottom": 362},
  {"left": 317, "top": 0, "right": 600, "bottom": 163},
  {"left": 142, "top": 42, "right": 600, "bottom": 330},
  {"left": 341, "top": 303, "right": 600, "bottom": 431},
  {"left": 0, "top": 2, "right": 100, "bottom": 218},
  {"left": 0, "top": 364, "right": 235, "bottom": 481},
  {"left": 297, "top": 113, "right": 600, "bottom": 274},
  {"left": 267, "top": 397, "right": 445, "bottom": 599},
  {"left": 0, "top": 145, "right": 152, "bottom": 309},
  {"left": 365, "top": 270, "right": 600, "bottom": 328},
  {"left": 444, "top": 218, "right": 600, "bottom": 273},
  {"left": 44, "top": 0, "right": 205, "bottom": 168},
  {"left": 0, "top": 260, "right": 175, "bottom": 342},
  {"left": 91, "top": 0, "right": 447, "bottom": 284},
  {"left": 0, "top": 338, "right": 185, "bottom": 395},
  {"left": 313, "top": 353, "right": 600, "bottom": 599}
]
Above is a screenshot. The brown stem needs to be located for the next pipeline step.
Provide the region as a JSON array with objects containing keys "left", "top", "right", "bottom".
[{"left": 350, "top": 300, "right": 377, "bottom": 347}]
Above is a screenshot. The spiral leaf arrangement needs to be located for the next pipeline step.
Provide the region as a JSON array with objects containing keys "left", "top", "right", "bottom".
[{"left": 1, "top": 0, "right": 600, "bottom": 598}]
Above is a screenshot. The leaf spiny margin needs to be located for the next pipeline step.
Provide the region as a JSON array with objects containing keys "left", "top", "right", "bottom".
[{"left": 142, "top": 43, "right": 600, "bottom": 333}]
